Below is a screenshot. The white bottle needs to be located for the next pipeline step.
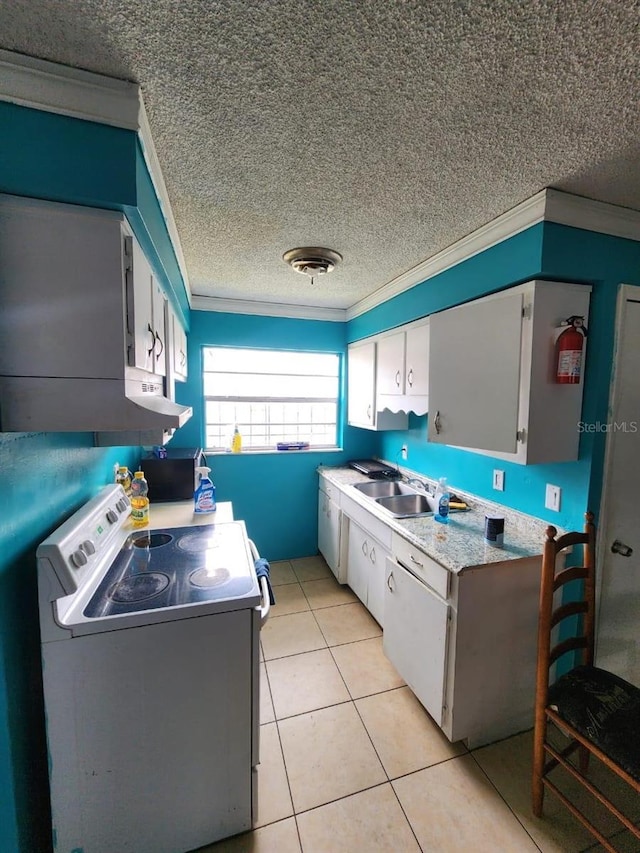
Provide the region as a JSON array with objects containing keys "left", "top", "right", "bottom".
[
  {"left": 194, "top": 466, "right": 216, "bottom": 514},
  {"left": 434, "top": 477, "right": 450, "bottom": 524}
]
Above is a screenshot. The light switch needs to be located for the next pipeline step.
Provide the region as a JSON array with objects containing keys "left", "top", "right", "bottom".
[
  {"left": 492, "top": 470, "right": 505, "bottom": 491},
  {"left": 545, "top": 484, "right": 561, "bottom": 512}
]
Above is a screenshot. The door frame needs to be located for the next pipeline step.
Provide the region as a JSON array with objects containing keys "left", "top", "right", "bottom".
[{"left": 595, "top": 283, "right": 640, "bottom": 643}]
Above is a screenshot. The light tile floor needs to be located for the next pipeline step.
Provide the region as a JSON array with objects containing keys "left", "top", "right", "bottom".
[{"left": 200, "top": 556, "right": 639, "bottom": 853}]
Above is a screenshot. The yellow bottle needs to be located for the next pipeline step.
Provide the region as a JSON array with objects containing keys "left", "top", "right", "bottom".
[
  {"left": 231, "top": 424, "right": 242, "bottom": 453},
  {"left": 130, "top": 470, "right": 149, "bottom": 527}
]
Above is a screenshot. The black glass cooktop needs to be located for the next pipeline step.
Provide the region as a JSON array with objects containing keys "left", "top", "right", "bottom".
[{"left": 84, "top": 524, "right": 256, "bottom": 618}]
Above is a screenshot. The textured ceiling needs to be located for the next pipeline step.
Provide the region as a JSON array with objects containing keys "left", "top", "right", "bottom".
[{"left": 1, "top": 0, "right": 639, "bottom": 310}]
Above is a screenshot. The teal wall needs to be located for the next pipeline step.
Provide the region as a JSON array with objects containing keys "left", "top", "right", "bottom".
[
  {"left": 348, "top": 223, "right": 640, "bottom": 531},
  {"left": 172, "top": 310, "right": 377, "bottom": 559},
  {"left": 0, "top": 104, "right": 190, "bottom": 852}
]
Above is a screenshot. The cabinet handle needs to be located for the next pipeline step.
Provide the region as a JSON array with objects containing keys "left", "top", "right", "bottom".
[
  {"left": 146, "top": 322, "right": 155, "bottom": 357},
  {"left": 387, "top": 571, "right": 395, "bottom": 592},
  {"left": 410, "top": 554, "right": 424, "bottom": 568},
  {"left": 434, "top": 410, "right": 442, "bottom": 434},
  {"left": 407, "top": 368, "right": 413, "bottom": 387},
  {"left": 395, "top": 370, "right": 401, "bottom": 387},
  {"left": 370, "top": 546, "right": 376, "bottom": 564},
  {"left": 367, "top": 404, "right": 372, "bottom": 421},
  {"left": 155, "top": 331, "right": 164, "bottom": 357},
  {"left": 362, "top": 540, "right": 368, "bottom": 557}
]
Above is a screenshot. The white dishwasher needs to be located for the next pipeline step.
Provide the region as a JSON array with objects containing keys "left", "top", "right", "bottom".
[{"left": 383, "top": 539, "right": 450, "bottom": 726}]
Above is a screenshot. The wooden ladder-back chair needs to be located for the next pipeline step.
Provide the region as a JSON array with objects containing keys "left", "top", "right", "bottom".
[{"left": 532, "top": 512, "right": 640, "bottom": 851}]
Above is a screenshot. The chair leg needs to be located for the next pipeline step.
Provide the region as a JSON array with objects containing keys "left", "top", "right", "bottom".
[
  {"left": 578, "top": 744, "right": 590, "bottom": 776},
  {"left": 532, "top": 716, "right": 547, "bottom": 817}
]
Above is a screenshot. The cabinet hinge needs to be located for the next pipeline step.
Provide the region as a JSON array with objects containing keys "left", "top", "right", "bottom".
[
  {"left": 516, "top": 428, "right": 527, "bottom": 444},
  {"left": 522, "top": 303, "right": 532, "bottom": 319}
]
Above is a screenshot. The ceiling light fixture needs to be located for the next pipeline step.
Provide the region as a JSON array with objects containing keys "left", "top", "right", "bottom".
[{"left": 283, "top": 247, "right": 342, "bottom": 285}]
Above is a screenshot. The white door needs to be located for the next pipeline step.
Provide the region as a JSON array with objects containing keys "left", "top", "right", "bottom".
[
  {"left": 428, "top": 293, "right": 523, "bottom": 452},
  {"left": 383, "top": 559, "right": 449, "bottom": 724},
  {"left": 346, "top": 521, "right": 369, "bottom": 606},
  {"left": 128, "top": 235, "right": 155, "bottom": 373},
  {"left": 596, "top": 286, "right": 640, "bottom": 685},
  {"left": 318, "top": 492, "right": 340, "bottom": 575},
  {"left": 152, "top": 279, "right": 167, "bottom": 377},
  {"left": 347, "top": 342, "right": 376, "bottom": 427},
  {"left": 405, "top": 323, "right": 430, "bottom": 397},
  {"left": 377, "top": 332, "right": 405, "bottom": 396}
]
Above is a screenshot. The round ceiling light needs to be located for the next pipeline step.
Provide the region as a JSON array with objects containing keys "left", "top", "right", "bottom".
[{"left": 283, "top": 247, "right": 342, "bottom": 282}]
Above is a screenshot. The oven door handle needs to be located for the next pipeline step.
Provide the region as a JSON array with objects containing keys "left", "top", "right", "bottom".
[{"left": 249, "top": 539, "right": 271, "bottom": 626}]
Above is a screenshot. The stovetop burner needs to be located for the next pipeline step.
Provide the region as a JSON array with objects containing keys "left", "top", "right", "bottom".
[
  {"left": 189, "top": 567, "right": 231, "bottom": 588},
  {"left": 83, "top": 523, "right": 258, "bottom": 620},
  {"left": 131, "top": 532, "right": 173, "bottom": 549},
  {"left": 110, "top": 572, "right": 171, "bottom": 602}
]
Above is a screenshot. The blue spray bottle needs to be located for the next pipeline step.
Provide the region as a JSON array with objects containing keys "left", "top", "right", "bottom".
[{"left": 194, "top": 466, "right": 217, "bottom": 514}]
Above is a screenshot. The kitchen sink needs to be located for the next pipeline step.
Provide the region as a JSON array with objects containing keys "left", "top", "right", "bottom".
[
  {"left": 375, "top": 493, "right": 434, "bottom": 518},
  {"left": 353, "top": 480, "right": 435, "bottom": 517},
  {"left": 353, "top": 480, "right": 416, "bottom": 498}
]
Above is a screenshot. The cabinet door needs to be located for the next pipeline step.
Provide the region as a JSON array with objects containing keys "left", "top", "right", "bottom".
[
  {"left": 170, "top": 308, "right": 188, "bottom": 381},
  {"left": 405, "top": 323, "right": 429, "bottom": 397},
  {"left": 428, "top": 293, "right": 523, "bottom": 452},
  {"left": 318, "top": 493, "right": 340, "bottom": 575},
  {"left": 152, "top": 279, "right": 167, "bottom": 378},
  {"left": 347, "top": 342, "right": 376, "bottom": 427},
  {"left": 346, "top": 521, "right": 369, "bottom": 606},
  {"left": 384, "top": 560, "right": 449, "bottom": 725},
  {"left": 377, "top": 332, "right": 405, "bottom": 396},
  {"left": 366, "top": 536, "right": 389, "bottom": 627},
  {"left": 128, "top": 236, "right": 155, "bottom": 373}
]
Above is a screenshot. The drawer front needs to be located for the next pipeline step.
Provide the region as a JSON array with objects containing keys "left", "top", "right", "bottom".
[
  {"left": 319, "top": 476, "right": 340, "bottom": 506},
  {"left": 340, "top": 493, "right": 392, "bottom": 550},
  {"left": 392, "top": 533, "right": 450, "bottom": 599}
]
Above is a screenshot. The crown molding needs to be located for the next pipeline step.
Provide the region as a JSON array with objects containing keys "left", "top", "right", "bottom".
[
  {"left": 346, "top": 188, "right": 640, "bottom": 320},
  {"left": 346, "top": 190, "right": 548, "bottom": 320},
  {"left": 0, "top": 49, "right": 191, "bottom": 301},
  {"left": 191, "top": 295, "right": 346, "bottom": 321},
  {"left": 543, "top": 188, "right": 640, "bottom": 241},
  {"left": 0, "top": 48, "right": 139, "bottom": 127}
]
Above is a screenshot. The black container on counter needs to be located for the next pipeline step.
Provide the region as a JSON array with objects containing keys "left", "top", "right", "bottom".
[
  {"left": 140, "top": 447, "right": 204, "bottom": 502},
  {"left": 484, "top": 515, "right": 505, "bottom": 548}
]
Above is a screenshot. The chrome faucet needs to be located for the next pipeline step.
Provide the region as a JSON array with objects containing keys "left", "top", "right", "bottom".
[{"left": 405, "top": 477, "right": 432, "bottom": 494}]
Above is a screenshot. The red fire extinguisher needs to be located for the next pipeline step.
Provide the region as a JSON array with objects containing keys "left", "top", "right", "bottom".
[{"left": 555, "top": 316, "right": 587, "bottom": 384}]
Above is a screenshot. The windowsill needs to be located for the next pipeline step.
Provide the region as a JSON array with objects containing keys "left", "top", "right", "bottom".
[{"left": 205, "top": 446, "right": 343, "bottom": 456}]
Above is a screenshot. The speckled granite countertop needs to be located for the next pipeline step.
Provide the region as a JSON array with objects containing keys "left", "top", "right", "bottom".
[{"left": 319, "top": 465, "right": 556, "bottom": 574}]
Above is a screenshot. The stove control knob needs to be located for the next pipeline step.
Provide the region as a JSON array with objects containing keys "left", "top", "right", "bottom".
[
  {"left": 81, "top": 539, "right": 96, "bottom": 555},
  {"left": 116, "top": 498, "right": 128, "bottom": 513},
  {"left": 106, "top": 509, "right": 118, "bottom": 524},
  {"left": 71, "top": 548, "right": 88, "bottom": 567}
]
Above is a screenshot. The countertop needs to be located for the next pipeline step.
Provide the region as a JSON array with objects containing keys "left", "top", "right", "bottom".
[
  {"left": 134, "top": 500, "right": 234, "bottom": 531},
  {"left": 319, "top": 466, "right": 555, "bottom": 574}
]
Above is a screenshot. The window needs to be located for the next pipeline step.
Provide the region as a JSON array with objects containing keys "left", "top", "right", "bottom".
[{"left": 203, "top": 347, "right": 340, "bottom": 451}]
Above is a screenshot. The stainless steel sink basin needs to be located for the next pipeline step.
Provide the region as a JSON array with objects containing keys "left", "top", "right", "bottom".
[
  {"left": 375, "top": 493, "right": 434, "bottom": 518},
  {"left": 353, "top": 480, "right": 414, "bottom": 498}
]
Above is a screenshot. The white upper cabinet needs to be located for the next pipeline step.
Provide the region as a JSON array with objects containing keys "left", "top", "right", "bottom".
[
  {"left": 126, "top": 236, "right": 167, "bottom": 377},
  {"left": 347, "top": 340, "right": 408, "bottom": 431},
  {"left": 428, "top": 280, "right": 592, "bottom": 464},
  {"left": 170, "top": 306, "right": 188, "bottom": 382},
  {"left": 377, "top": 319, "right": 429, "bottom": 414}
]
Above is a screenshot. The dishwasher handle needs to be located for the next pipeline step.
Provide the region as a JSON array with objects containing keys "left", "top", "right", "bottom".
[{"left": 249, "top": 539, "right": 271, "bottom": 626}]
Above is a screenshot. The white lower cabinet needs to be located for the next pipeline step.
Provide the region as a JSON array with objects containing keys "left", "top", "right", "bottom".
[
  {"left": 384, "top": 557, "right": 449, "bottom": 724},
  {"left": 318, "top": 480, "right": 343, "bottom": 581},
  {"left": 346, "top": 520, "right": 388, "bottom": 626}
]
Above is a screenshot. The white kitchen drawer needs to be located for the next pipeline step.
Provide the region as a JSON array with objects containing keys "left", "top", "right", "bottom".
[
  {"left": 392, "top": 532, "right": 450, "bottom": 599},
  {"left": 319, "top": 475, "right": 340, "bottom": 506},
  {"left": 340, "top": 492, "right": 392, "bottom": 550}
]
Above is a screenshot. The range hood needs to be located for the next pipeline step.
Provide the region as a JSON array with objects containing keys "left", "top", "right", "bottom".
[{"left": 0, "top": 374, "right": 192, "bottom": 433}]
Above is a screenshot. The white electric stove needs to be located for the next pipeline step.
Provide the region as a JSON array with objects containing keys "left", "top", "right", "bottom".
[{"left": 37, "top": 484, "right": 269, "bottom": 853}]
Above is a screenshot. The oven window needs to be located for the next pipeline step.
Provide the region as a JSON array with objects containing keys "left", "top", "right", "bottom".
[{"left": 202, "top": 347, "right": 340, "bottom": 452}]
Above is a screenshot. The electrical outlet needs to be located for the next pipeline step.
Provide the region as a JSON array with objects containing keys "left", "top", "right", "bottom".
[
  {"left": 545, "top": 484, "right": 561, "bottom": 512},
  {"left": 401, "top": 444, "right": 408, "bottom": 461},
  {"left": 492, "top": 469, "right": 505, "bottom": 491}
]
